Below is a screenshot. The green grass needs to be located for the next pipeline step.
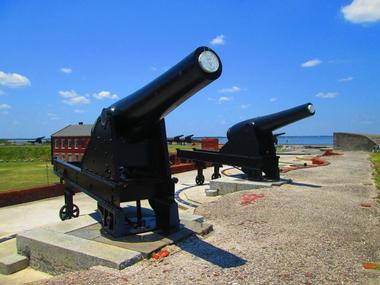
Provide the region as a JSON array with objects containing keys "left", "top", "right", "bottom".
[
  {"left": 0, "top": 143, "right": 206, "bottom": 192},
  {"left": 0, "top": 162, "right": 59, "bottom": 192},
  {"left": 0, "top": 145, "right": 56, "bottom": 192},
  {"left": 0, "top": 144, "right": 51, "bottom": 161},
  {"left": 370, "top": 153, "right": 380, "bottom": 191},
  {"left": 0, "top": 143, "right": 197, "bottom": 160},
  {"left": 167, "top": 143, "right": 200, "bottom": 153}
]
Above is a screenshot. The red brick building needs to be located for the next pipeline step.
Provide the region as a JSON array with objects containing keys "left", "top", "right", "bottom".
[
  {"left": 51, "top": 123, "right": 92, "bottom": 162},
  {"left": 52, "top": 122, "right": 219, "bottom": 163}
]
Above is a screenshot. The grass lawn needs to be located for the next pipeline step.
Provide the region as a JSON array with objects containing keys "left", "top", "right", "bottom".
[
  {"left": 0, "top": 162, "right": 59, "bottom": 192},
  {"left": 167, "top": 143, "right": 200, "bottom": 153},
  {"left": 0, "top": 143, "right": 202, "bottom": 192},
  {"left": 0, "top": 144, "right": 51, "bottom": 161},
  {"left": 370, "top": 153, "right": 380, "bottom": 191}
]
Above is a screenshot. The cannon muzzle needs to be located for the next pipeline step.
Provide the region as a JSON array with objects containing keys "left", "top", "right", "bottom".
[
  {"left": 227, "top": 103, "right": 314, "bottom": 140},
  {"left": 105, "top": 46, "right": 222, "bottom": 138},
  {"left": 53, "top": 47, "right": 223, "bottom": 237}
]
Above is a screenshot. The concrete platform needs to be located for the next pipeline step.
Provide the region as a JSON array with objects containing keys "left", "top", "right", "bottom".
[
  {"left": 16, "top": 211, "right": 211, "bottom": 275},
  {"left": 208, "top": 176, "right": 291, "bottom": 196},
  {"left": 0, "top": 238, "right": 51, "bottom": 285},
  {"left": 0, "top": 254, "right": 28, "bottom": 275},
  {"left": 0, "top": 267, "right": 50, "bottom": 285},
  {"left": 0, "top": 237, "right": 29, "bottom": 275}
]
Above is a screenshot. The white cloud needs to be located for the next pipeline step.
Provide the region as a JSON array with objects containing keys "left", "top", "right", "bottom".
[
  {"left": 342, "top": 0, "right": 380, "bottom": 23},
  {"left": 269, "top": 97, "right": 277, "bottom": 102},
  {"left": 240, "top": 104, "right": 251, "bottom": 109},
  {"left": 93, "top": 91, "right": 119, "bottom": 100},
  {"left": 301, "top": 59, "right": 322, "bottom": 68},
  {"left": 74, "top": 109, "right": 85, "bottom": 113},
  {"left": 0, "top": 103, "right": 11, "bottom": 110},
  {"left": 339, "top": 76, "right": 353, "bottom": 82},
  {"left": 59, "top": 90, "right": 78, "bottom": 98},
  {"left": 47, "top": 112, "right": 59, "bottom": 120},
  {"left": 218, "top": 96, "right": 232, "bottom": 103},
  {"left": 59, "top": 90, "right": 90, "bottom": 105},
  {"left": 218, "top": 86, "right": 241, "bottom": 93},
  {"left": 60, "top": 67, "right": 72, "bottom": 74},
  {"left": 210, "top": 34, "right": 225, "bottom": 46},
  {"left": 0, "top": 70, "right": 31, "bottom": 87},
  {"left": 316, "top": 92, "right": 339, "bottom": 99}
]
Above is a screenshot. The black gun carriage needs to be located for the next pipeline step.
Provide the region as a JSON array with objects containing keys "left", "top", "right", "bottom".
[
  {"left": 167, "top": 135, "right": 184, "bottom": 144},
  {"left": 167, "top": 134, "right": 194, "bottom": 145},
  {"left": 177, "top": 103, "right": 315, "bottom": 185},
  {"left": 52, "top": 47, "right": 222, "bottom": 237}
]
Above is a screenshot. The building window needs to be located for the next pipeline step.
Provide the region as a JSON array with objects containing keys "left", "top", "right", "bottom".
[
  {"left": 68, "top": 154, "right": 72, "bottom": 162},
  {"left": 68, "top": 139, "right": 72, "bottom": 149},
  {"left": 61, "top": 154, "right": 66, "bottom": 161},
  {"left": 75, "top": 154, "right": 79, "bottom": 161},
  {"left": 61, "top": 139, "right": 65, "bottom": 149},
  {"left": 82, "top": 139, "right": 87, "bottom": 149},
  {"left": 74, "top": 139, "right": 78, "bottom": 149},
  {"left": 54, "top": 139, "right": 59, "bottom": 149}
]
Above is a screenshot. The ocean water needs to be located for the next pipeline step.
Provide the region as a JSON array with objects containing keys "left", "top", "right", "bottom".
[
  {"left": 277, "top": 136, "right": 333, "bottom": 145},
  {"left": 196, "top": 136, "right": 333, "bottom": 145}
]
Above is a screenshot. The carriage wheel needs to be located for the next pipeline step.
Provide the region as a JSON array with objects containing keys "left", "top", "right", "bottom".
[{"left": 195, "top": 175, "right": 205, "bottom": 185}]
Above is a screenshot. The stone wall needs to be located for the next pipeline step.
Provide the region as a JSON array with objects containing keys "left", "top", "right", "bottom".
[{"left": 333, "top": 132, "right": 377, "bottom": 151}]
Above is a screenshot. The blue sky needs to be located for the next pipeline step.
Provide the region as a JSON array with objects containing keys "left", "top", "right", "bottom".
[{"left": 0, "top": 0, "right": 379, "bottom": 137}]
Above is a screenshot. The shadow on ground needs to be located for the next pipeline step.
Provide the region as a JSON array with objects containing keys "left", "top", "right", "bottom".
[
  {"left": 88, "top": 205, "right": 246, "bottom": 268},
  {"left": 290, "top": 181, "right": 321, "bottom": 188},
  {"left": 178, "top": 236, "right": 246, "bottom": 268}
]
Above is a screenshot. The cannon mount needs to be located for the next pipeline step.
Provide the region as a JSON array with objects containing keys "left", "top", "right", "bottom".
[
  {"left": 177, "top": 103, "right": 315, "bottom": 184},
  {"left": 53, "top": 46, "right": 222, "bottom": 237}
]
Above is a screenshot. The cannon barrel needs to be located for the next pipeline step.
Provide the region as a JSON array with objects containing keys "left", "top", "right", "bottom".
[
  {"left": 107, "top": 46, "right": 222, "bottom": 137},
  {"left": 227, "top": 103, "right": 315, "bottom": 139}
]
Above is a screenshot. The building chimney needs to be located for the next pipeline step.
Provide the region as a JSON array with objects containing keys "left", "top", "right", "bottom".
[{"left": 78, "top": 122, "right": 83, "bottom": 125}]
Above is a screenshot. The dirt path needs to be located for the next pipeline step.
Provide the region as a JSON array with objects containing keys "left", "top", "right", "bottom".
[{"left": 31, "top": 151, "right": 380, "bottom": 285}]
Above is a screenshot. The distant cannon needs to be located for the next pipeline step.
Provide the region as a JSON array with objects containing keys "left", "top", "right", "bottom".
[
  {"left": 52, "top": 47, "right": 222, "bottom": 237},
  {"left": 167, "top": 134, "right": 194, "bottom": 145},
  {"left": 177, "top": 103, "right": 315, "bottom": 184},
  {"left": 167, "top": 135, "right": 184, "bottom": 144},
  {"left": 273, "top": 132, "right": 285, "bottom": 145},
  {"left": 28, "top": 136, "right": 45, "bottom": 144},
  {"left": 183, "top": 134, "right": 194, "bottom": 144}
]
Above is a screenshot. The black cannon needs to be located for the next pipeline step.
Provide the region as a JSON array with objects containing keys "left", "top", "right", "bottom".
[
  {"left": 182, "top": 134, "right": 194, "bottom": 144},
  {"left": 167, "top": 135, "right": 184, "bottom": 144},
  {"left": 177, "top": 103, "right": 315, "bottom": 184},
  {"left": 167, "top": 134, "right": 194, "bottom": 145},
  {"left": 52, "top": 46, "right": 222, "bottom": 237}
]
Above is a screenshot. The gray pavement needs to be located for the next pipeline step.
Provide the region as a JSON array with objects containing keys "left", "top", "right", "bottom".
[
  {"left": 0, "top": 165, "right": 228, "bottom": 237},
  {"left": 31, "top": 151, "right": 380, "bottom": 285},
  {"left": 0, "top": 151, "right": 309, "bottom": 239},
  {"left": 3, "top": 150, "right": 378, "bottom": 285},
  {"left": 0, "top": 193, "right": 97, "bottom": 237}
]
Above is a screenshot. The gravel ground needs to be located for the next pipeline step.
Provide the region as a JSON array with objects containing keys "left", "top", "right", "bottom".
[{"left": 29, "top": 151, "right": 380, "bottom": 285}]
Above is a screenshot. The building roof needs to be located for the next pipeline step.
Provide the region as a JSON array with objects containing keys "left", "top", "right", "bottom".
[{"left": 52, "top": 124, "right": 93, "bottom": 137}]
